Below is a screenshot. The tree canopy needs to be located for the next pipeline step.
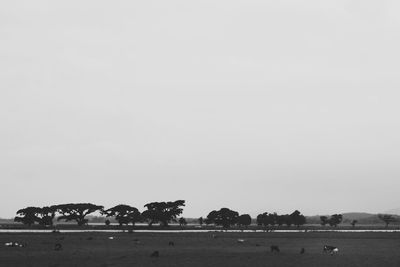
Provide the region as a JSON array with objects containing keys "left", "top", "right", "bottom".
[
  {"left": 103, "top": 204, "right": 142, "bottom": 226},
  {"left": 237, "top": 214, "right": 252, "bottom": 227},
  {"left": 55, "top": 203, "right": 104, "bottom": 226},
  {"left": 142, "top": 200, "right": 185, "bottom": 227},
  {"left": 14, "top": 206, "right": 56, "bottom": 226},
  {"left": 206, "top": 208, "right": 239, "bottom": 228},
  {"left": 290, "top": 210, "right": 306, "bottom": 227}
]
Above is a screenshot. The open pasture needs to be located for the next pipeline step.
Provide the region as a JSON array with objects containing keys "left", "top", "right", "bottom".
[{"left": 1, "top": 231, "right": 400, "bottom": 267}]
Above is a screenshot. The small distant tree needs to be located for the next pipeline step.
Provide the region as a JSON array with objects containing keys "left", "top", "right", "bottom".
[
  {"left": 142, "top": 200, "right": 185, "bottom": 227},
  {"left": 257, "top": 213, "right": 267, "bottom": 226},
  {"left": 55, "top": 203, "right": 104, "bottom": 226},
  {"left": 350, "top": 220, "right": 357, "bottom": 228},
  {"left": 290, "top": 210, "right": 306, "bottom": 227},
  {"left": 103, "top": 205, "right": 142, "bottom": 226},
  {"left": 328, "top": 214, "right": 343, "bottom": 227},
  {"left": 320, "top": 216, "right": 328, "bottom": 226},
  {"left": 198, "top": 217, "right": 203, "bottom": 226},
  {"left": 206, "top": 208, "right": 239, "bottom": 228},
  {"left": 178, "top": 217, "right": 187, "bottom": 227},
  {"left": 105, "top": 219, "right": 111, "bottom": 226},
  {"left": 378, "top": 214, "right": 396, "bottom": 228},
  {"left": 237, "top": 214, "right": 252, "bottom": 228}
]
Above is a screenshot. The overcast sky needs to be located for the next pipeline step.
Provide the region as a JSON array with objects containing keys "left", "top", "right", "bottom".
[{"left": 1, "top": 1, "right": 400, "bottom": 218}]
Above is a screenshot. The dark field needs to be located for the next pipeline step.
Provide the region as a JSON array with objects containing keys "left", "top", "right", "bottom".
[{"left": 1, "top": 232, "right": 400, "bottom": 267}]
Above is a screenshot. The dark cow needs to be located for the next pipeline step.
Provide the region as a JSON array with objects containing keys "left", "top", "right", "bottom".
[
  {"left": 300, "top": 248, "right": 305, "bottom": 254},
  {"left": 150, "top": 250, "right": 159, "bottom": 257},
  {"left": 168, "top": 241, "right": 175, "bottom": 246},
  {"left": 270, "top": 245, "right": 280, "bottom": 253},
  {"left": 54, "top": 243, "right": 62, "bottom": 251}
]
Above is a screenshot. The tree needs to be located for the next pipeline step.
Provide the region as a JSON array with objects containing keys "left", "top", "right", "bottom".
[
  {"left": 37, "top": 206, "right": 57, "bottom": 226},
  {"left": 14, "top": 206, "right": 56, "bottom": 226},
  {"left": 198, "top": 217, "right": 203, "bottom": 226},
  {"left": 237, "top": 214, "right": 252, "bottom": 227},
  {"left": 55, "top": 203, "right": 104, "bottom": 226},
  {"left": 206, "top": 208, "right": 239, "bottom": 228},
  {"left": 257, "top": 212, "right": 271, "bottom": 227},
  {"left": 378, "top": 214, "right": 397, "bottom": 228},
  {"left": 290, "top": 210, "right": 306, "bottom": 227},
  {"left": 276, "top": 215, "right": 285, "bottom": 226},
  {"left": 178, "top": 217, "right": 187, "bottom": 227},
  {"left": 320, "top": 216, "right": 328, "bottom": 226},
  {"left": 350, "top": 220, "right": 358, "bottom": 228},
  {"left": 14, "top": 207, "right": 40, "bottom": 226},
  {"left": 103, "top": 204, "right": 142, "bottom": 226},
  {"left": 283, "top": 214, "right": 292, "bottom": 227},
  {"left": 328, "top": 214, "right": 343, "bottom": 227},
  {"left": 142, "top": 200, "right": 185, "bottom": 227}
]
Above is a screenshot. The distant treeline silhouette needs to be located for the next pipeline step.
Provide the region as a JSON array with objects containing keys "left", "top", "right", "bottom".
[
  {"left": 14, "top": 201, "right": 309, "bottom": 228},
  {"left": 14, "top": 201, "right": 185, "bottom": 227},
  {"left": 18, "top": 201, "right": 397, "bottom": 228}
]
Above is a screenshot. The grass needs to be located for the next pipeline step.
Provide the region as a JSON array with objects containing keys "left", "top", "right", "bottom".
[{"left": 1, "top": 232, "right": 400, "bottom": 266}]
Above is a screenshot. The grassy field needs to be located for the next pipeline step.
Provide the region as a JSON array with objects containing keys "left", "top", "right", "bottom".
[{"left": 1, "top": 232, "right": 400, "bottom": 267}]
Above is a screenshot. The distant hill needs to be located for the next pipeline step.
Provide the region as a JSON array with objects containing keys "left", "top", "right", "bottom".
[
  {"left": 342, "top": 212, "right": 376, "bottom": 220},
  {"left": 0, "top": 218, "right": 14, "bottom": 224},
  {"left": 384, "top": 208, "right": 400, "bottom": 215}
]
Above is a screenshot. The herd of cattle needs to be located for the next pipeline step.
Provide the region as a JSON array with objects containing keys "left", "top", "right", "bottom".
[{"left": 3, "top": 235, "right": 340, "bottom": 256}]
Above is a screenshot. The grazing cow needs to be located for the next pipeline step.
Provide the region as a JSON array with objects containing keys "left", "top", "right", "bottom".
[
  {"left": 323, "top": 245, "right": 339, "bottom": 255},
  {"left": 237, "top": 239, "right": 245, "bottom": 243},
  {"left": 168, "top": 241, "right": 175, "bottom": 246},
  {"left": 300, "top": 248, "right": 305, "bottom": 254},
  {"left": 150, "top": 251, "right": 159, "bottom": 257},
  {"left": 270, "top": 245, "right": 280, "bottom": 253},
  {"left": 54, "top": 243, "right": 62, "bottom": 251}
]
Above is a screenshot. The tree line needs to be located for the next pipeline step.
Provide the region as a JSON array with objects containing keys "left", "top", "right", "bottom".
[
  {"left": 14, "top": 201, "right": 307, "bottom": 228},
  {"left": 200, "top": 208, "right": 307, "bottom": 228},
  {"left": 14, "top": 201, "right": 185, "bottom": 227},
  {"left": 15, "top": 201, "right": 396, "bottom": 228}
]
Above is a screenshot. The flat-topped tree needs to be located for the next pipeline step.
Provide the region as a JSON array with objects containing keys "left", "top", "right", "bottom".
[
  {"left": 37, "top": 206, "right": 57, "bottom": 226},
  {"left": 14, "top": 207, "right": 41, "bottom": 226},
  {"left": 55, "top": 203, "right": 104, "bottom": 226},
  {"left": 142, "top": 200, "right": 185, "bottom": 227},
  {"left": 103, "top": 204, "right": 142, "bottom": 226},
  {"left": 14, "top": 206, "right": 56, "bottom": 226}
]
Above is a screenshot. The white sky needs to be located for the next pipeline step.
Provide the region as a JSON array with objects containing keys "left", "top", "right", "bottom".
[{"left": 1, "top": 0, "right": 400, "bottom": 218}]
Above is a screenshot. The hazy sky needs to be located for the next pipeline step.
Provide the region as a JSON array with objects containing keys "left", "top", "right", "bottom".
[{"left": 1, "top": 1, "right": 400, "bottom": 218}]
